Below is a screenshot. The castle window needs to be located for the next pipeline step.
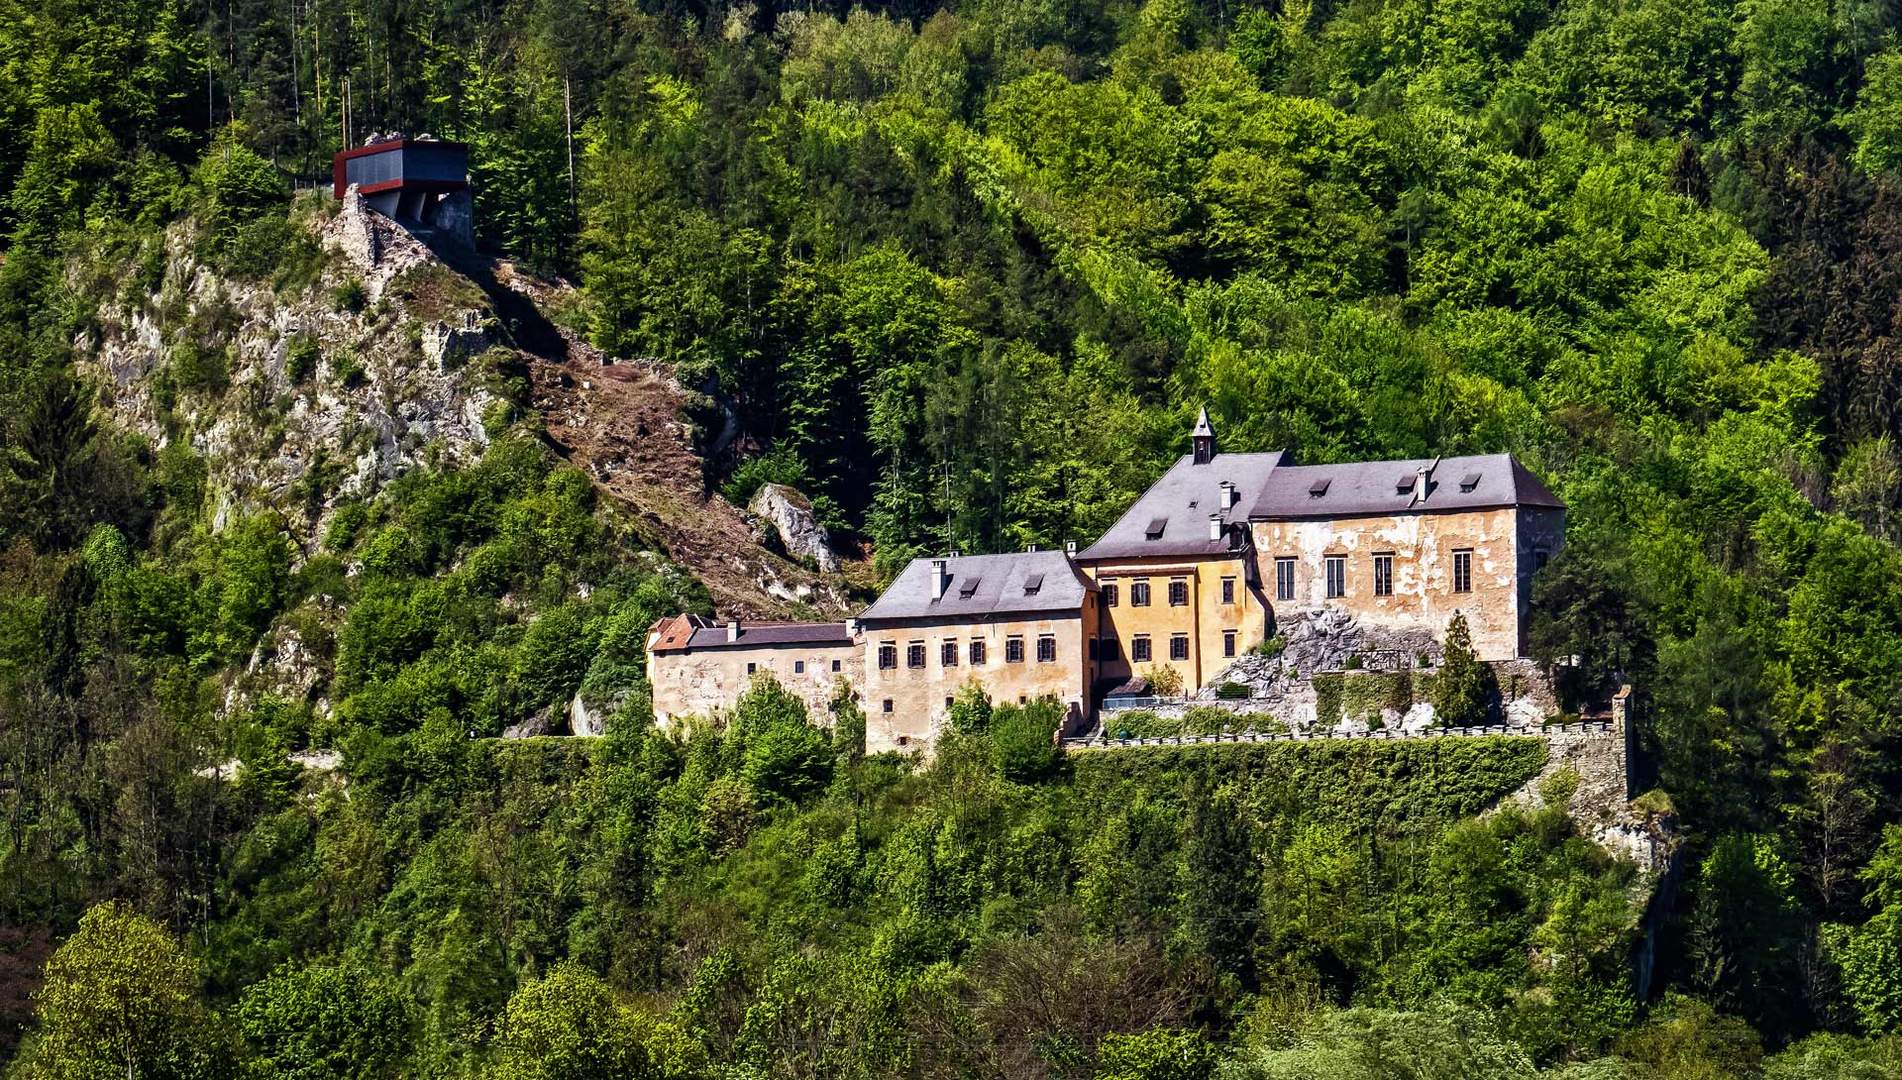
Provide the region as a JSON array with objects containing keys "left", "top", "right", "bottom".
[
  {"left": 959, "top": 577, "right": 981, "bottom": 599},
  {"left": 1102, "top": 639, "right": 1120, "bottom": 662},
  {"left": 794, "top": 660, "right": 806, "bottom": 674},
  {"left": 882, "top": 699, "right": 893, "bottom": 713},
  {"left": 1275, "top": 558, "right": 1295, "bottom": 601},
  {"left": 1145, "top": 517, "right": 1168, "bottom": 540},
  {"left": 1037, "top": 636, "right": 1057, "bottom": 663},
  {"left": 1325, "top": 555, "right": 1345, "bottom": 599},
  {"left": 1453, "top": 549, "right": 1473, "bottom": 593},
  {"left": 1373, "top": 553, "right": 1393, "bottom": 597},
  {"left": 1131, "top": 580, "right": 1151, "bottom": 607},
  {"left": 832, "top": 659, "right": 842, "bottom": 672},
  {"left": 747, "top": 663, "right": 757, "bottom": 675},
  {"left": 1168, "top": 579, "right": 1188, "bottom": 607},
  {"left": 1224, "top": 630, "right": 1237, "bottom": 657},
  {"left": 945, "top": 696, "right": 954, "bottom": 709},
  {"left": 907, "top": 642, "right": 927, "bottom": 668},
  {"left": 970, "top": 640, "right": 987, "bottom": 666},
  {"left": 1459, "top": 472, "right": 1481, "bottom": 492},
  {"left": 878, "top": 643, "right": 897, "bottom": 670},
  {"left": 1005, "top": 636, "right": 1025, "bottom": 664},
  {"left": 1221, "top": 576, "right": 1235, "bottom": 604},
  {"left": 1132, "top": 635, "right": 1152, "bottom": 662},
  {"left": 1103, "top": 583, "right": 1119, "bottom": 607},
  {"left": 1170, "top": 635, "right": 1189, "bottom": 661},
  {"left": 1534, "top": 547, "right": 1550, "bottom": 570},
  {"left": 941, "top": 640, "right": 958, "bottom": 667}
]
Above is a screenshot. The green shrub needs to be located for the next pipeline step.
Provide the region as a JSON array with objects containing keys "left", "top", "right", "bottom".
[
  {"left": 171, "top": 340, "right": 231, "bottom": 394},
  {"left": 1255, "top": 634, "right": 1286, "bottom": 658},
  {"left": 286, "top": 335, "right": 320, "bottom": 384},
  {"left": 332, "top": 278, "right": 367, "bottom": 313},
  {"left": 1216, "top": 681, "right": 1250, "bottom": 699},
  {"left": 331, "top": 348, "right": 366, "bottom": 388},
  {"left": 1144, "top": 665, "right": 1185, "bottom": 697},
  {"left": 991, "top": 697, "right": 1062, "bottom": 782}
]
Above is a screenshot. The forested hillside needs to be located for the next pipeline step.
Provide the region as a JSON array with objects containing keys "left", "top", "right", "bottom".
[{"left": 9, "top": 0, "right": 1902, "bottom": 1073}]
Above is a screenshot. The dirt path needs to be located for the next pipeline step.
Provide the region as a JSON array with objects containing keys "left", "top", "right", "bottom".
[{"left": 460, "top": 258, "right": 861, "bottom": 620}]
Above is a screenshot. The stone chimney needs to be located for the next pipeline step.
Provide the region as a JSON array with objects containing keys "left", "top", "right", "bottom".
[
  {"left": 1064, "top": 540, "right": 1078, "bottom": 555},
  {"left": 727, "top": 620, "right": 741, "bottom": 642},
  {"left": 845, "top": 618, "right": 859, "bottom": 638},
  {"left": 1415, "top": 462, "right": 1432, "bottom": 505},
  {"left": 1220, "top": 480, "right": 1236, "bottom": 509},
  {"left": 930, "top": 559, "right": 948, "bottom": 601},
  {"left": 1208, "top": 513, "right": 1223, "bottom": 542}
]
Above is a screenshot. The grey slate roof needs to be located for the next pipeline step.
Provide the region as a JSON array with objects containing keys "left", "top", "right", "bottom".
[
  {"left": 684, "top": 622, "right": 855, "bottom": 649},
  {"left": 1243, "top": 453, "right": 1563, "bottom": 520},
  {"left": 857, "top": 550, "right": 1094, "bottom": 624},
  {"left": 1077, "top": 451, "right": 1289, "bottom": 561}
]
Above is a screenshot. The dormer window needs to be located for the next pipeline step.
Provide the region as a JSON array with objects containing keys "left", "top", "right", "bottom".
[
  {"left": 1309, "top": 478, "right": 1331, "bottom": 498},
  {"left": 1459, "top": 472, "right": 1481, "bottom": 492},
  {"left": 1023, "top": 573, "right": 1044, "bottom": 596},
  {"left": 1145, "top": 517, "right": 1167, "bottom": 540},
  {"left": 959, "top": 578, "right": 981, "bottom": 599},
  {"left": 1396, "top": 474, "right": 1416, "bottom": 494}
]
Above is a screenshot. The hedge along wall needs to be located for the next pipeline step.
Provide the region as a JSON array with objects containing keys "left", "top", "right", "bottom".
[{"left": 1068, "top": 736, "right": 1548, "bottom": 837}]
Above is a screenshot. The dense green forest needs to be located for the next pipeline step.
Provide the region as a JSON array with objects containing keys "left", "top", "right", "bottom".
[{"left": 11, "top": 0, "right": 1902, "bottom": 1072}]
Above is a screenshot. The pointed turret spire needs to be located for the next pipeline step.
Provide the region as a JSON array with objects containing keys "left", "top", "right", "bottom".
[{"left": 1191, "top": 407, "right": 1217, "bottom": 465}]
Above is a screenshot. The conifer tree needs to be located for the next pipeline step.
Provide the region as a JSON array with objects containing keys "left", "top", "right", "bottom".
[{"left": 1431, "top": 611, "right": 1493, "bottom": 727}]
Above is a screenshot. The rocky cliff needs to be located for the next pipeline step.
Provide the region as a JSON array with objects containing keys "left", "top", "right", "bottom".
[{"left": 73, "top": 192, "right": 863, "bottom": 623}]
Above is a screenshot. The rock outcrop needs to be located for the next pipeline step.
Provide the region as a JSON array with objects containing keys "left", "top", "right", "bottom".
[{"left": 747, "top": 483, "right": 839, "bottom": 572}]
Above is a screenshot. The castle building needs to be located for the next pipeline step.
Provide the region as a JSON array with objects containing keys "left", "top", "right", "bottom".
[
  {"left": 645, "top": 412, "right": 1564, "bottom": 751},
  {"left": 854, "top": 550, "right": 1099, "bottom": 751},
  {"left": 646, "top": 615, "right": 858, "bottom": 725}
]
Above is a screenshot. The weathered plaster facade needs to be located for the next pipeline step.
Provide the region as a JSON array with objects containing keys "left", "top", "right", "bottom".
[
  {"left": 1082, "top": 554, "right": 1269, "bottom": 692},
  {"left": 1250, "top": 505, "right": 1558, "bottom": 662},
  {"left": 646, "top": 617, "right": 861, "bottom": 726},
  {"left": 859, "top": 603, "right": 1095, "bottom": 753}
]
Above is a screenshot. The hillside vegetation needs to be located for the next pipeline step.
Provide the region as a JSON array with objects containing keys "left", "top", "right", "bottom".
[{"left": 8, "top": 0, "right": 1902, "bottom": 1074}]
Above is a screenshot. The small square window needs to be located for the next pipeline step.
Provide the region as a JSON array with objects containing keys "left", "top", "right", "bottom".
[
  {"left": 882, "top": 699, "right": 893, "bottom": 713},
  {"left": 746, "top": 662, "right": 757, "bottom": 675},
  {"left": 945, "top": 696, "right": 954, "bottom": 708},
  {"left": 1221, "top": 576, "right": 1235, "bottom": 604},
  {"left": 1223, "top": 630, "right": 1237, "bottom": 657},
  {"left": 1170, "top": 635, "right": 1189, "bottom": 661},
  {"left": 832, "top": 658, "right": 841, "bottom": 672}
]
